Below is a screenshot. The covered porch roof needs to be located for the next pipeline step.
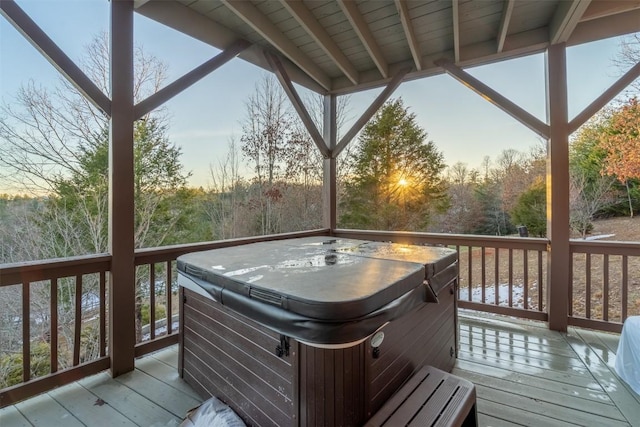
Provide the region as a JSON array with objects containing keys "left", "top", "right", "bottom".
[{"left": 134, "top": 0, "right": 640, "bottom": 95}]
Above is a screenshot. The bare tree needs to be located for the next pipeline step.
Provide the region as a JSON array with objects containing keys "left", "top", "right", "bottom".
[
  {"left": 570, "top": 171, "right": 617, "bottom": 238},
  {"left": 613, "top": 33, "right": 640, "bottom": 95},
  {"left": 0, "top": 33, "right": 188, "bottom": 354},
  {"left": 206, "top": 138, "right": 250, "bottom": 239}
]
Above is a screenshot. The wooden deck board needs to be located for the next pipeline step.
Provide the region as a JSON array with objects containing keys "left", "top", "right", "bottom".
[
  {"left": 476, "top": 398, "right": 582, "bottom": 427},
  {"left": 454, "top": 359, "right": 612, "bottom": 403},
  {"left": 1, "top": 402, "right": 43, "bottom": 426},
  {"left": 14, "top": 392, "right": 84, "bottom": 426},
  {"left": 135, "top": 355, "right": 201, "bottom": 400},
  {"left": 3, "top": 316, "right": 638, "bottom": 427},
  {"left": 48, "top": 382, "right": 136, "bottom": 427},
  {"left": 77, "top": 372, "right": 182, "bottom": 426},
  {"left": 113, "top": 369, "right": 200, "bottom": 419}
]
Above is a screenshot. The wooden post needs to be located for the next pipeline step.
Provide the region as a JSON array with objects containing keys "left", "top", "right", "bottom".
[
  {"left": 109, "top": 0, "right": 136, "bottom": 375},
  {"left": 545, "top": 43, "right": 570, "bottom": 332},
  {"left": 323, "top": 94, "right": 337, "bottom": 231}
]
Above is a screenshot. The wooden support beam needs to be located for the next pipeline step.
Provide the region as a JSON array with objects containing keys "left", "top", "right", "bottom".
[
  {"left": 134, "top": 40, "right": 250, "bottom": 120},
  {"left": 497, "top": 0, "right": 514, "bottom": 53},
  {"left": 323, "top": 95, "right": 337, "bottom": 231},
  {"left": 109, "top": 0, "right": 136, "bottom": 376},
  {"left": 266, "top": 52, "right": 331, "bottom": 159},
  {"left": 569, "top": 8, "right": 640, "bottom": 47},
  {"left": 569, "top": 60, "right": 640, "bottom": 133},
  {"left": 452, "top": 0, "right": 461, "bottom": 63},
  {"left": 281, "top": 0, "right": 359, "bottom": 85},
  {"left": 133, "top": 0, "right": 151, "bottom": 8},
  {"left": 550, "top": 0, "right": 592, "bottom": 44},
  {"left": 546, "top": 43, "right": 570, "bottom": 333},
  {"left": 333, "top": 67, "right": 410, "bottom": 158},
  {"left": 221, "top": 0, "right": 331, "bottom": 90},
  {"left": 394, "top": 0, "right": 422, "bottom": 70},
  {"left": 435, "top": 58, "right": 550, "bottom": 138},
  {"left": 0, "top": 0, "right": 111, "bottom": 115},
  {"left": 337, "top": 0, "right": 389, "bottom": 78}
]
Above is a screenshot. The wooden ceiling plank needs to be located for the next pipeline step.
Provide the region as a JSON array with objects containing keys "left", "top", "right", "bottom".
[
  {"left": 497, "top": 0, "right": 514, "bottom": 53},
  {"left": 0, "top": 0, "right": 111, "bottom": 116},
  {"left": 134, "top": 39, "right": 251, "bottom": 120},
  {"left": 580, "top": 0, "right": 640, "bottom": 22},
  {"left": 265, "top": 52, "right": 331, "bottom": 159},
  {"left": 221, "top": 0, "right": 331, "bottom": 90},
  {"left": 435, "top": 58, "right": 549, "bottom": 138},
  {"left": 280, "top": 0, "right": 359, "bottom": 84},
  {"left": 337, "top": 0, "right": 389, "bottom": 78},
  {"left": 394, "top": 0, "right": 422, "bottom": 70},
  {"left": 333, "top": 66, "right": 410, "bottom": 157},
  {"left": 550, "top": 0, "right": 592, "bottom": 44},
  {"left": 452, "top": 0, "right": 460, "bottom": 63},
  {"left": 569, "top": 60, "right": 640, "bottom": 133}
]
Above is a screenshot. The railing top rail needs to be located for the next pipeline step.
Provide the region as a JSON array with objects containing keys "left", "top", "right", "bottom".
[
  {"left": 134, "top": 229, "right": 331, "bottom": 265},
  {"left": 570, "top": 239, "right": 640, "bottom": 255},
  {"left": 0, "top": 254, "right": 111, "bottom": 287},
  {"left": 333, "top": 229, "right": 549, "bottom": 251}
]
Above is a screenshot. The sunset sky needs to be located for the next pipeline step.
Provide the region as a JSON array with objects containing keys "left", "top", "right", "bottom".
[{"left": 1, "top": 0, "right": 633, "bottom": 190}]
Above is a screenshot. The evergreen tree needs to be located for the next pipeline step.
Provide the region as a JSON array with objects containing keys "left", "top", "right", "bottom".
[
  {"left": 511, "top": 178, "right": 546, "bottom": 237},
  {"left": 339, "top": 99, "right": 448, "bottom": 231}
]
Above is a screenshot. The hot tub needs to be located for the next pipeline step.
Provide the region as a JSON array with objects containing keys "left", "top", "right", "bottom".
[{"left": 177, "top": 237, "right": 458, "bottom": 426}]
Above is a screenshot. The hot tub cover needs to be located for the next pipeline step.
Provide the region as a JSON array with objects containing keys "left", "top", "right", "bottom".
[{"left": 177, "top": 238, "right": 457, "bottom": 345}]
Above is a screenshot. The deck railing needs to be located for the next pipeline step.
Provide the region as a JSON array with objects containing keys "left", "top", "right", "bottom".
[
  {"left": 2, "top": 229, "right": 637, "bottom": 407},
  {"left": 0, "top": 255, "right": 111, "bottom": 407},
  {"left": 569, "top": 239, "right": 640, "bottom": 333},
  {"left": 334, "top": 230, "right": 549, "bottom": 321}
]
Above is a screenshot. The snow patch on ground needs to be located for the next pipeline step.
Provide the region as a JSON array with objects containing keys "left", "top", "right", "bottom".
[
  {"left": 459, "top": 283, "right": 535, "bottom": 308},
  {"left": 580, "top": 234, "right": 616, "bottom": 241}
]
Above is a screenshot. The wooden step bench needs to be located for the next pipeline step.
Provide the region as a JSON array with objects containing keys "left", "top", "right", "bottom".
[{"left": 364, "top": 366, "right": 477, "bottom": 427}]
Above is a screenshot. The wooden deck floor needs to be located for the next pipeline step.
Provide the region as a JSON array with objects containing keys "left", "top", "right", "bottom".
[
  {"left": 454, "top": 313, "right": 640, "bottom": 427},
  {"left": 0, "top": 346, "right": 201, "bottom": 427},
  {"left": 1, "top": 314, "right": 639, "bottom": 426}
]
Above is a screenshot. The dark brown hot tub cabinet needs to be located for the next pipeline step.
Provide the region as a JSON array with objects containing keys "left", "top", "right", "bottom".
[{"left": 177, "top": 237, "right": 458, "bottom": 426}]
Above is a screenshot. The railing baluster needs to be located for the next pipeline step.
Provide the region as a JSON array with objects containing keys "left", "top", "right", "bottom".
[
  {"left": 150, "top": 263, "right": 156, "bottom": 340},
  {"left": 568, "top": 253, "right": 573, "bottom": 317},
  {"left": 537, "top": 251, "right": 543, "bottom": 312},
  {"left": 523, "top": 250, "right": 529, "bottom": 310},
  {"left": 508, "top": 248, "right": 513, "bottom": 307},
  {"left": 481, "top": 247, "right": 486, "bottom": 303},
  {"left": 51, "top": 278, "right": 58, "bottom": 374},
  {"left": 167, "top": 261, "right": 173, "bottom": 334},
  {"left": 22, "top": 281, "right": 31, "bottom": 382},
  {"left": 100, "top": 271, "right": 106, "bottom": 357},
  {"left": 467, "top": 246, "right": 472, "bottom": 302},
  {"left": 603, "top": 254, "right": 609, "bottom": 322},
  {"left": 494, "top": 248, "right": 500, "bottom": 306},
  {"left": 585, "top": 254, "right": 591, "bottom": 319},
  {"left": 622, "top": 255, "right": 628, "bottom": 321},
  {"left": 74, "top": 275, "right": 82, "bottom": 366},
  {"left": 455, "top": 245, "right": 461, "bottom": 299}
]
